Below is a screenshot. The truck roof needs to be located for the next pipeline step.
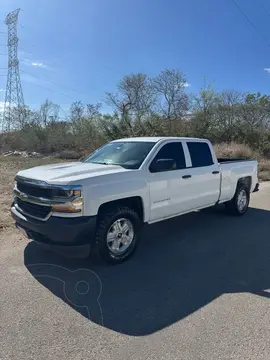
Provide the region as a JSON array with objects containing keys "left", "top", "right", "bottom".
[{"left": 113, "top": 136, "right": 205, "bottom": 143}]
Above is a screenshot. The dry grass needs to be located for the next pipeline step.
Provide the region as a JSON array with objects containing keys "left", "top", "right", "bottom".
[
  {"left": 0, "top": 156, "right": 67, "bottom": 231},
  {"left": 258, "top": 160, "right": 270, "bottom": 181},
  {"left": 214, "top": 142, "right": 270, "bottom": 181},
  {"left": 214, "top": 142, "right": 258, "bottom": 159}
]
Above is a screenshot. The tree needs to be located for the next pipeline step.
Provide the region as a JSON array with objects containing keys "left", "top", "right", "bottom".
[
  {"left": 237, "top": 93, "right": 270, "bottom": 153},
  {"left": 70, "top": 101, "right": 85, "bottom": 123},
  {"left": 106, "top": 73, "right": 155, "bottom": 119},
  {"left": 86, "top": 102, "right": 102, "bottom": 120},
  {"left": 8, "top": 105, "right": 41, "bottom": 130},
  {"left": 152, "top": 69, "right": 189, "bottom": 129},
  {"left": 241, "top": 92, "right": 270, "bottom": 131},
  {"left": 191, "top": 81, "right": 219, "bottom": 138},
  {"left": 214, "top": 90, "right": 244, "bottom": 142},
  {"left": 40, "top": 99, "right": 60, "bottom": 126},
  {"left": 70, "top": 102, "right": 104, "bottom": 151}
]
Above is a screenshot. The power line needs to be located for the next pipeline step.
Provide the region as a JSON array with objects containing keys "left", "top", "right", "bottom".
[
  {"left": 17, "top": 24, "right": 92, "bottom": 82},
  {"left": 19, "top": 48, "right": 102, "bottom": 95},
  {"left": 19, "top": 45, "right": 123, "bottom": 92},
  {"left": 12, "top": 23, "right": 120, "bottom": 81},
  {"left": 19, "top": 48, "right": 64, "bottom": 71},
  {"left": 230, "top": 0, "right": 270, "bottom": 47},
  {"left": 19, "top": 47, "right": 97, "bottom": 82},
  {"left": 19, "top": 24, "right": 77, "bottom": 54},
  {"left": 21, "top": 69, "right": 80, "bottom": 94},
  {"left": 18, "top": 48, "right": 91, "bottom": 85},
  {"left": 21, "top": 75, "right": 78, "bottom": 102},
  {"left": 260, "top": 1, "right": 270, "bottom": 17},
  {"left": 59, "top": 105, "right": 69, "bottom": 118},
  {"left": 19, "top": 34, "right": 124, "bottom": 78}
]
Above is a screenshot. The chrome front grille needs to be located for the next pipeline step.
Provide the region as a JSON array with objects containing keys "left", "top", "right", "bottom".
[
  {"left": 14, "top": 177, "right": 53, "bottom": 221},
  {"left": 14, "top": 176, "right": 83, "bottom": 220},
  {"left": 16, "top": 181, "right": 53, "bottom": 199},
  {"left": 15, "top": 197, "right": 51, "bottom": 219}
]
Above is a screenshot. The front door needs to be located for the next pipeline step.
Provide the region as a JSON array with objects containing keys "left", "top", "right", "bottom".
[{"left": 148, "top": 141, "right": 196, "bottom": 222}]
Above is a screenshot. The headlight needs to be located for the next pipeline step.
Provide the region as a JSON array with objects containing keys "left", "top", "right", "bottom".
[
  {"left": 52, "top": 187, "right": 81, "bottom": 198},
  {"left": 51, "top": 197, "right": 83, "bottom": 213},
  {"left": 51, "top": 185, "right": 83, "bottom": 213}
]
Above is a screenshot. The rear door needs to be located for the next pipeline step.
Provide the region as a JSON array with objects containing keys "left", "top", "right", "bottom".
[{"left": 184, "top": 140, "right": 221, "bottom": 208}]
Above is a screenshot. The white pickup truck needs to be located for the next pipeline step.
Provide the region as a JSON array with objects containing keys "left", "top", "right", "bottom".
[{"left": 11, "top": 137, "right": 259, "bottom": 264}]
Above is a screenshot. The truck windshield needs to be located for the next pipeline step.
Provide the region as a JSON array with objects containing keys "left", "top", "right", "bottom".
[{"left": 83, "top": 141, "right": 155, "bottom": 169}]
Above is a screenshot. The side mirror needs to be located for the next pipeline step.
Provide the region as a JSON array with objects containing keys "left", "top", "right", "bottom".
[{"left": 150, "top": 158, "right": 175, "bottom": 173}]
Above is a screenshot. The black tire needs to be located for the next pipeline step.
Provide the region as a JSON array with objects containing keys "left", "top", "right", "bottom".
[
  {"left": 95, "top": 206, "right": 143, "bottom": 264},
  {"left": 225, "top": 184, "right": 250, "bottom": 216}
]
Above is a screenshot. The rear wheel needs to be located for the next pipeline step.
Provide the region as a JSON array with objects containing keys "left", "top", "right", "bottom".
[
  {"left": 225, "top": 184, "right": 250, "bottom": 216},
  {"left": 95, "top": 206, "right": 142, "bottom": 264}
]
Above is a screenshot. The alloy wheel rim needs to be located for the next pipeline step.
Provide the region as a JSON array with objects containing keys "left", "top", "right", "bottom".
[
  {"left": 106, "top": 218, "right": 134, "bottom": 255},
  {"left": 237, "top": 189, "right": 247, "bottom": 212}
]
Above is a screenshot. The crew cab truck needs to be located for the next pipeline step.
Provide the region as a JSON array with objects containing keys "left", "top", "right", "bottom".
[{"left": 11, "top": 137, "right": 259, "bottom": 264}]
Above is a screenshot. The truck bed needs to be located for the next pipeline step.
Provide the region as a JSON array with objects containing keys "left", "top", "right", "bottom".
[
  {"left": 217, "top": 158, "right": 255, "bottom": 164},
  {"left": 218, "top": 158, "right": 258, "bottom": 201}
]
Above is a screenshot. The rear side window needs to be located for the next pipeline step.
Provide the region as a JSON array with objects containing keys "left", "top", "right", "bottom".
[{"left": 187, "top": 142, "right": 214, "bottom": 167}]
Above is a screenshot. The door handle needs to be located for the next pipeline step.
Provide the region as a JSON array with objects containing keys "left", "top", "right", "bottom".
[
  {"left": 182, "top": 174, "right": 192, "bottom": 179},
  {"left": 212, "top": 171, "right": 220, "bottom": 175}
]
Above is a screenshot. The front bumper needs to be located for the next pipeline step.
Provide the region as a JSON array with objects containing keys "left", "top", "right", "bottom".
[{"left": 11, "top": 206, "right": 97, "bottom": 258}]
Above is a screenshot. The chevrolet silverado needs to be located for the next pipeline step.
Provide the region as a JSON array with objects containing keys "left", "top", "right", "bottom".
[{"left": 11, "top": 137, "right": 259, "bottom": 264}]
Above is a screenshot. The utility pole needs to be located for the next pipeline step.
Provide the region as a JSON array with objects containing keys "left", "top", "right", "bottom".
[{"left": 3, "top": 9, "right": 24, "bottom": 131}]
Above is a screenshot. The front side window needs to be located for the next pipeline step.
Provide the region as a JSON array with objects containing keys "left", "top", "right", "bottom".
[
  {"left": 149, "top": 142, "right": 186, "bottom": 172},
  {"left": 83, "top": 141, "right": 155, "bottom": 169}
]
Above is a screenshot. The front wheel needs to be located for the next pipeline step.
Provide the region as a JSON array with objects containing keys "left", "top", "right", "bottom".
[
  {"left": 225, "top": 184, "right": 250, "bottom": 216},
  {"left": 95, "top": 206, "right": 142, "bottom": 264}
]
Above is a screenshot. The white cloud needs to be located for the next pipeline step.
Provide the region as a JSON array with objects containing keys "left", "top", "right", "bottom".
[
  {"left": 0, "top": 101, "right": 6, "bottom": 113},
  {"left": 20, "top": 56, "right": 49, "bottom": 69},
  {"left": 31, "top": 62, "right": 46, "bottom": 68},
  {"left": 0, "top": 88, "right": 5, "bottom": 92},
  {"left": 175, "top": 82, "right": 190, "bottom": 90},
  {"left": 264, "top": 68, "right": 270, "bottom": 73}
]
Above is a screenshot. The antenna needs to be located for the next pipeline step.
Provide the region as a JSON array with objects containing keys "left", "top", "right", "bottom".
[{"left": 3, "top": 9, "right": 24, "bottom": 131}]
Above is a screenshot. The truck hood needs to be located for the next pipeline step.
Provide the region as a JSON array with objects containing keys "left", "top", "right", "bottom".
[{"left": 17, "top": 162, "right": 129, "bottom": 184}]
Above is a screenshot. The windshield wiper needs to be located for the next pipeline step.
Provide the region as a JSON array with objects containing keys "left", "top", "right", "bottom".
[{"left": 89, "top": 161, "right": 111, "bottom": 165}]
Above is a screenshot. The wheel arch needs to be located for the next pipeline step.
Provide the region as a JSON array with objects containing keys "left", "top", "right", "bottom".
[
  {"left": 97, "top": 196, "right": 145, "bottom": 222},
  {"left": 237, "top": 176, "right": 252, "bottom": 192}
]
